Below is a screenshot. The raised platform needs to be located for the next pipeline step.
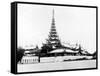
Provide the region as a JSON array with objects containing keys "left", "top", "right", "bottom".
[{"left": 18, "top": 59, "right": 96, "bottom": 73}]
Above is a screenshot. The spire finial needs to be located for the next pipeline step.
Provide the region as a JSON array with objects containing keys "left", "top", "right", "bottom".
[
  {"left": 53, "top": 9, "right": 54, "bottom": 19},
  {"left": 52, "top": 9, "right": 55, "bottom": 25}
]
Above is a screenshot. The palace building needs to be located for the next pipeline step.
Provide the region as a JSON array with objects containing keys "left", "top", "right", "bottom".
[{"left": 19, "top": 9, "right": 93, "bottom": 64}]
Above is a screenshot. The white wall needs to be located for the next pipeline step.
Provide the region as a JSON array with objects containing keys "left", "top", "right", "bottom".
[
  {"left": 40, "top": 56, "right": 93, "bottom": 63},
  {"left": 0, "top": 0, "right": 100, "bottom": 76}
]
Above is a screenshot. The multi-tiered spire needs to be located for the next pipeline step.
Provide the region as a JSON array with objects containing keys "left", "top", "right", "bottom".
[{"left": 46, "top": 9, "right": 62, "bottom": 49}]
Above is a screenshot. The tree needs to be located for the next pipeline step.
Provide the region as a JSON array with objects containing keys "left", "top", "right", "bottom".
[
  {"left": 16, "top": 47, "right": 25, "bottom": 63},
  {"left": 92, "top": 51, "right": 97, "bottom": 59},
  {"left": 78, "top": 44, "right": 83, "bottom": 55},
  {"left": 41, "top": 44, "right": 49, "bottom": 53}
]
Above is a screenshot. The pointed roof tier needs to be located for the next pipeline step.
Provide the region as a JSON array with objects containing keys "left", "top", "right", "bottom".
[{"left": 46, "top": 9, "right": 62, "bottom": 49}]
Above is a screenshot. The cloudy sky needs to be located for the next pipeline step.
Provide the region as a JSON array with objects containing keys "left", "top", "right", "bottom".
[{"left": 18, "top": 3, "right": 96, "bottom": 53}]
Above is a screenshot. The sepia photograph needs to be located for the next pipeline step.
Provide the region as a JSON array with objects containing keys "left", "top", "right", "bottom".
[{"left": 12, "top": 2, "right": 97, "bottom": 73}]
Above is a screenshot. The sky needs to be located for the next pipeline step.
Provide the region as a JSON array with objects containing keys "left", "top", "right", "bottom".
[{"left": 18, "top": 4, "right": 96, "bottom": 53}]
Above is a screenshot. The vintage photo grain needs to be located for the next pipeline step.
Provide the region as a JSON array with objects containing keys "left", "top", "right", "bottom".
[{"left": 11, "top": 2, "right": 97, "bottom": 74}]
